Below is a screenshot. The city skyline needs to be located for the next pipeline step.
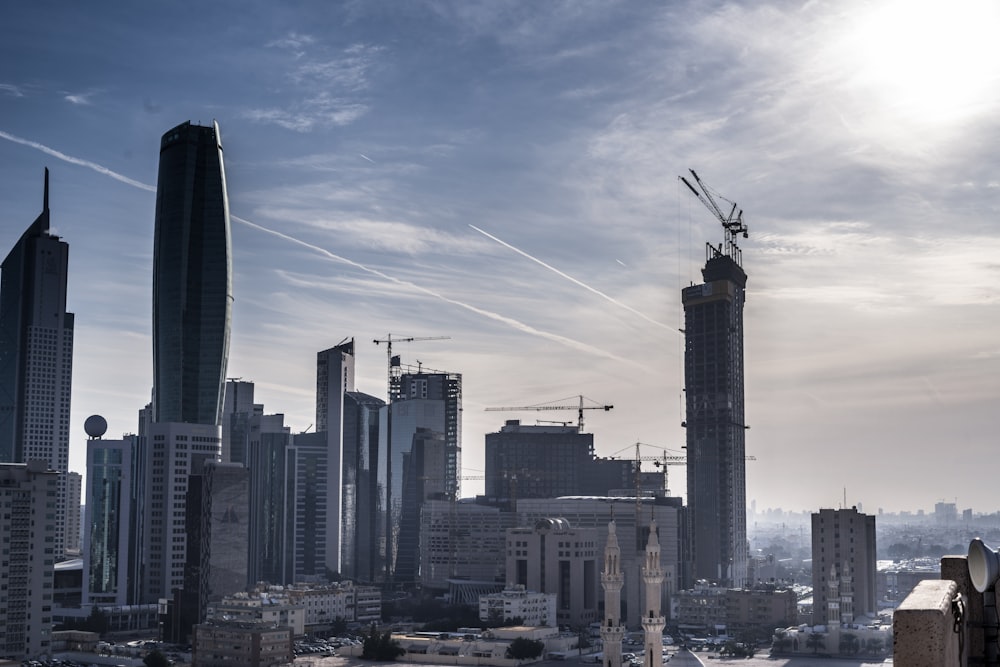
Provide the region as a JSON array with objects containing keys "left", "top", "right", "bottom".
[{"left": 1, "top": 1, "right": 998, "bottom": 513}]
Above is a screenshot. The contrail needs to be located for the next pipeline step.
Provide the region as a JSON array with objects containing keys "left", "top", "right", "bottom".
[
  {"left": 0, "top": 130, "right": 156, "bottom": 192},
  {"left": 469, "top": 224, "right": 678, "bottom": 333},
  {"left": 0, "top": 128, "right": 642, "bottom": 367},
  {"left": 358, "top": 153, "right": 375, "bottom": 163},
  {"left": 233, "top": 216, "right": 644, "bottom": 370}
]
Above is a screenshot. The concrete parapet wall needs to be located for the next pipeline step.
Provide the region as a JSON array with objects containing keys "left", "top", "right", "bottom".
[{"left": 894, "top": 578, "right": 962, "bottom": 667}]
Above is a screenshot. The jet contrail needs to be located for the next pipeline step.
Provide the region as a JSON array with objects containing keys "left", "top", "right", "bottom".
[
  {"left": 358, "top": 153, "right": 375, "bottom": 163},
  {"left": 0, "top": 130, "right": 156, "bottom": 192},
  {"left": 233, "top": 215, "right": 644, "bottom": 369},
  {"left": 0, "top": 128, "right": 642, "bottom": 367},
  {"left": 469, "top": 223, "right": 678, "bottom": 333}
]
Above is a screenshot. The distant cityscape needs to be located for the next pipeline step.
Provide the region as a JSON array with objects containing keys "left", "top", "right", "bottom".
[{"left": 0, "top": 120, "right": 995, "bottom": 665}]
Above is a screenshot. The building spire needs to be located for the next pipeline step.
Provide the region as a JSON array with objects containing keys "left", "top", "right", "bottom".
[{"left": 43, "top": 167, "right": 49, "bottom": 214}]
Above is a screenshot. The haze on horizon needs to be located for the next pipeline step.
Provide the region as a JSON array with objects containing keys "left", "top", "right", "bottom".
[{"left": 1, "top": 0, "right": 998, "bottom": 514}]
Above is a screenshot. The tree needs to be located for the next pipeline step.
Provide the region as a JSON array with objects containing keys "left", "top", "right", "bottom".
[
  {"left": 806, "top": 632, "right": 825, "bottom": 654},
  {"left": 839, "top": 632, "right": 859, "bottom": 655},
  {"left": 143, "top": 651, "right": 171, "bottom": 667},
  {"left": 865, "top": 637, "right": 884, "bottom": 655},
  {"left": 361, "top": 623, "right": 404, "bottom": 661},
  {"left": 505, "top": 637, "right": 545, "bottom": 660}
]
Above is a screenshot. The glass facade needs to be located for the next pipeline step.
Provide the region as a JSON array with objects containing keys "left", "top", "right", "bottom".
[{"left": 152, "top": 121, "right": 232, "bottom": 426}]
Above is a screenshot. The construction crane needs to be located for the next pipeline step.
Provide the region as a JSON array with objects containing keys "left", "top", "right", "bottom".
[
  {"left": 679, "top": 168, "right": 749, "bottom": 266},
  {"left": 484, "top": 395, "right": 613, "bottom": 432},
  {"left": 617, "top": 442, "right": 757, "bottom": 496},
  {"left": 373, "top": 334, "right": 451, "bottom": 400}
]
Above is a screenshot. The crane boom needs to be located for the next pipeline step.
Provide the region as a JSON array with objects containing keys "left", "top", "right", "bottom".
[
  {"left": 485, "top": 395, "right": 613, "bottom": 432},
  {"left": 679, "top": 168, "right": 749, "bottom": 266}
]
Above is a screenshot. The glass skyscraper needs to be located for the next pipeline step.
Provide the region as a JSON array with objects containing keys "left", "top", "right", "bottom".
[
  {"left": 152, "top": 121, "right": 232, "bottom": 426},
  {"left": 0, "top": 169, "right": 75, "bottom": 559}
]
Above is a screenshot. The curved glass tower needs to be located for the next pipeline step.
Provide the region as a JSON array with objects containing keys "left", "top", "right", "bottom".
[{"left": 152, "top": 121, "right": 232, "bottom": 425}]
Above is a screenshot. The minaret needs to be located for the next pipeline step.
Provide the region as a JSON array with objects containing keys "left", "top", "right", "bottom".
[
  {"left": 641, "top": 519, "right": 665, "bottom": 667},
  {"left": 840, "top": 560, "right": 854, "bottom": 625},
  {"left": 826, "top": 564, "right": 841, "bottom": 627},
  {"left": 600, "top": 520, "right": 625, "bottom": 667}
]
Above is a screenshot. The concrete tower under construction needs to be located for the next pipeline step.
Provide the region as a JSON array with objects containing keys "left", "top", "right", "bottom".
[{"left": 680, "top": 170, "right": 749, "bottom": 588}]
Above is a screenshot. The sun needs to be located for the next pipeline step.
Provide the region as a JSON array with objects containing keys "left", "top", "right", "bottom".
[{"left": 840, "top": 0, "right": 1000, "bottom": 124}]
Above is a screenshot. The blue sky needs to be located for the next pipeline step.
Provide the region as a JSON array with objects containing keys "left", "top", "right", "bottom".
[{"left": 2, "top": 0, "right": 998, "bottom": 513}]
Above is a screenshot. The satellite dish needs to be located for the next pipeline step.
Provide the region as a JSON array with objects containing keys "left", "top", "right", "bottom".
[
  {"left": 968, "top": 538, "right": 1000, "bottom": 593},
  {"left": 84, "top": 415, "right": 108, "bottom": 439}
]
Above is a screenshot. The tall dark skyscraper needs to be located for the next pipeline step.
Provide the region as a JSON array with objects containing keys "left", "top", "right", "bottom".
[
  {"left": 0, "top": 169, "right": 75, "bottom": 558},
  {"left": 152, "top": 120, "right": 232, "bottom": 426},
  {"left": 679, "top": 170, "right": 751, "bottom": 589},
  {"left": 682, "top": 249, "right": 748, "bottom": 587}
]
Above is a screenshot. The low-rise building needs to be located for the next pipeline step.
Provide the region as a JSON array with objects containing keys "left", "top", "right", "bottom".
[
  {"left": 192, "top": 619, "right": 293, "bottom": 667},
  {"left": 673, "top": 583, "right": 797, "bottom": 639},
  {"left": 479, "top": 585, "right": 556, "bottom": 626},
  {"left": 207, "top": 591, "right": 305, "bottom": 636}
]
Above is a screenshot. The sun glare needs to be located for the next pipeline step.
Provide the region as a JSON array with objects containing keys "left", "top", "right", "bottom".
[{"left": 842, "top": 0, "right": 1000, "bottom": 124}]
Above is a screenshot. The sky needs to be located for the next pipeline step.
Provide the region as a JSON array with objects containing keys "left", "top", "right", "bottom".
[{"left": 1, "top": 0, "right": 998, "bottom": 514}]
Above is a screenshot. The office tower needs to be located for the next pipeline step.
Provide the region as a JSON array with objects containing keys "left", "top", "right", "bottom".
[
  {"left": 396, "top": 426, "right": 447, "bottom": 583},
  {"left": 811, "top": 507, "right": 877, "bottom": 625},
  {"left": 419, "top": 499, "right": 514, "bottom": 592},
  {"left": 316, "top": 340, "right": 355, "bottom": 577},
  {"left": 82, "top": 425, "right": 139, "bottom": 608},
  {"left": 682, "top": 245, "right": 749, "bottom": 587},
  {"left": 152, "top": 120, "right": 232, "bottom": 426},
  {"left": 286, "top": 431, "right": 330, "bottom": 582},
  {"left": 384, "top": 369, "right": 461, "bottom": 582},
  {"left": 245, "top": 415, "right": 293, "bottom": 586},
  {"left": 221, "top": 379, "right": 261, "bottom": 465},
  {"left": 0, "top": 461, "right": 58, "bottom": 660},
  {"left": 174, "top": 460, "right": 250, "bottom": 639},
  {"left": 341, "top": 390, "right": 384, "bottom": 582},
  {"left": 486, "top": 421, "right": 593, "bottom": 501},
  {"left": 0, "top": 170, "right": 75, "bottom": 560},
  {"left": 641, "top": 520, "right": 665, "bottom": 667},
  {"left": 140, "top": 420, "right": 222, "bottom": 603},
  {"left": 600, "top": 520, "right": 625, "bottom": 667},
  {"left": 505, "top": 518, "right": 598, "bottom": 627},
  {"left": 484, "top": 420, "right": 637, "bottom": 503}
]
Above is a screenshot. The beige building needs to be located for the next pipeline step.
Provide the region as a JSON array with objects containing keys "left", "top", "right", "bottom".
[
  {"left": 506, "top": 518, "right": 599, "bottom": 627},
  {"left": 0, "top": 461, "right": 59, "bottom": 661},
  {"left": 811, "top": 507, "right": 876, "bottom": 626},
  {"left": 192, "top": 620, "right": 293, "bottom": 667},
  {"left": 479, "top": 585, "right": 556, "bottom": 626}
]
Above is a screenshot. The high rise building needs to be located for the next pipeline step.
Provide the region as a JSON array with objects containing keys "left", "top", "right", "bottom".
[
  {"left": 243, "top": 410, "right": 293, "bottom": 586},
  {"left": 221, "top": 379, "right": 261, "bottom": 465},
  {"left": 140, "top": 418, "right": 222, "bottom": 603},
  {"left": 152, "top": 120, "right": 232, "bottom": 426},
  {"left": 341, "top": 390, "right": 384, "bottom": 582},
  {"left": 682, "top": 246, "right": 749, "bottom": 587},
  {"left": 0, "top": 461, "right": 58, "bottom": 660},
  {"left": 811, "top": 507, "right": 877, "bottom": 625},
  {"left": 316, "top": 341, "right": 355, "bottom": 577},
  {"left": 0, "top": 169, "right": 75, "bottom": 560},
  {"left": 384, "top": 369, "right": 461, "bottom": 583},
  {"left": 485, "top": 420, "right": 638, "bottom": 502},
  {"left": 83, "top": 427, "right": 139, "bottom": 608}
]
